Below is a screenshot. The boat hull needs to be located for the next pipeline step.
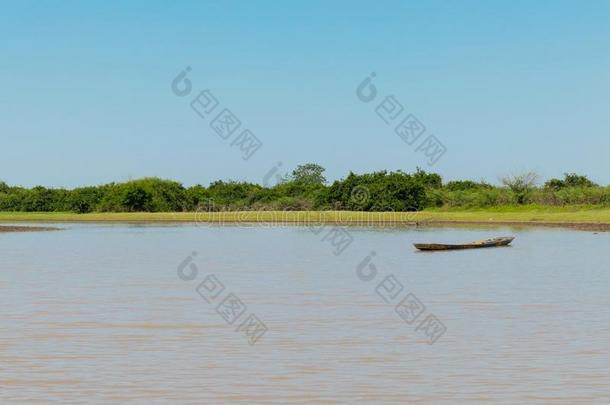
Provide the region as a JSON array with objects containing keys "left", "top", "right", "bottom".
[{"left": 414, "top": 237, "right": 515, "bottom": 251}]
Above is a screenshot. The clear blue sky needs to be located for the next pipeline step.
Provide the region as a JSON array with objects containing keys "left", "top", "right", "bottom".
[{"left": 1, "top": 0, "right": 608, "bottom": 188}]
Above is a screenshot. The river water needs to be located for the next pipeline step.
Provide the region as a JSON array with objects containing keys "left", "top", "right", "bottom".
[{"left": 1, "top": 223, "right": 609, "bottom": 403}]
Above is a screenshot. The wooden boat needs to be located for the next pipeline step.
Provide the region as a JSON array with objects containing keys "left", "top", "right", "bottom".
[{"left": 414, "top": 236, "right": 515, "bottom": 251}]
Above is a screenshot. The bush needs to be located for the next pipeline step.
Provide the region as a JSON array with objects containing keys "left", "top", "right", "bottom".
[
  {"left": 546, "top": 173, "right": 597, "bottom": 191},
  {"left": 445, "top": 180, "right": 492, "bottom": 191},
  {"left": 122, "top": 183, "right": 153, "bottom": 212},
  {"left": 324, "top": 171, "right": 426, "bottom": 211},
  {"left": 413, "top": 168, "right": 442, "bottom": 189},
  {"left": 274, "top": 196, "right": 312, "bottom": 210},
  {"left": 69, "top": 187, "right": 104, "bottom": 213},
  {"left": 501, "top": 172, "right": 539, "bottom": 204},
  {"left": 0, "top": 166, "right": 607, "bottom": 213}
]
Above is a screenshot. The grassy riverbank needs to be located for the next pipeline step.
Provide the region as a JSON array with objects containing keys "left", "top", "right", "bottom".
[{"left": 2, "top": 206, "right": 610, "bottom": 228}]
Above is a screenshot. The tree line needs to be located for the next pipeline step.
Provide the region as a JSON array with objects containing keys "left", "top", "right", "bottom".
[{"left": 0, "top": 164, "right": 608, "bottom": 213}]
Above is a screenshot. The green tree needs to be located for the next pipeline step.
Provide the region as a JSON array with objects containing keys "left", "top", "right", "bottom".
[
  {"left": 325, "top": 171, "right": 426, "bottom": 211},
  {"left": 207, "top": 180, "right": 262, "bottom": 209},
  {"left": 122, "top": 184, "right": 153, "bottom": 212},
  {"left": 69, "top": 187, "right": 103, "bottom": 213},
  {"left": 545, "top": 173, "right": 596, "bottom": 191},
  {"left": 413, "top": 167, "right": 442, "bottom": 189},
  {"left": 544, "top": 178, "right": 565, "bottom": 191},
  {"left": 563, "top": 173, "right": 597, "bottom": 188},
  {"left": 291, "top": 163, "right": 326, "bottom": 185},
  {"left": 22, "top": 186, "right": 69, "bottom": 212},
  {"left": 185, "top": 185, "right": 209, "bottom": 210}
]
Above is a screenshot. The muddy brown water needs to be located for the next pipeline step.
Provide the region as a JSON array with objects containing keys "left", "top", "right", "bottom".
[{"left": 1, "top": 223, "right": 609, "bottom": 403}]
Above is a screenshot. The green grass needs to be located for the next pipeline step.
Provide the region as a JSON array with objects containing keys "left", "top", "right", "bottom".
[
  {"left": 423, "top": 205, "right": 610, "bottom": 223},
  {"left": 2, "top": 205, "right": 610, "bottom": 225}
]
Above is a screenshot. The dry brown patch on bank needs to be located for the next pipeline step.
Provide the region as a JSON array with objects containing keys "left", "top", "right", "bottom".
[
  {"left": 0, "top": 226, "right": 60, "bottom": 233},
  {"left": 425, "top": 220, "right": 610, "bottom": 232}
]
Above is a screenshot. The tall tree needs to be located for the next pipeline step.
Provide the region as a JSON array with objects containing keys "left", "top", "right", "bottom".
[{"left": 291, "top": 163, "right": 326, "bottom": 185}]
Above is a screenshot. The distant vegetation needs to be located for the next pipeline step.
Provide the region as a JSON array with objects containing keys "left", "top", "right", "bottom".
[{"left": 1, "top": 165, "right": 609, "bottom": 213}]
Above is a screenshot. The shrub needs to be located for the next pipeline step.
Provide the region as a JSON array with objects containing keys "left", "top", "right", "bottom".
[
  {"left": 122, "top": 184, "right": 153, "bottom": 212},
  {"left": 445, "top": 180, "right": 493, "bottom": 191},
  {"left": 501, "top": 172, "right": 539, "bottom": 204},
  {"left": 324, "top": 171, "right": 426, "bottom": 211}
]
